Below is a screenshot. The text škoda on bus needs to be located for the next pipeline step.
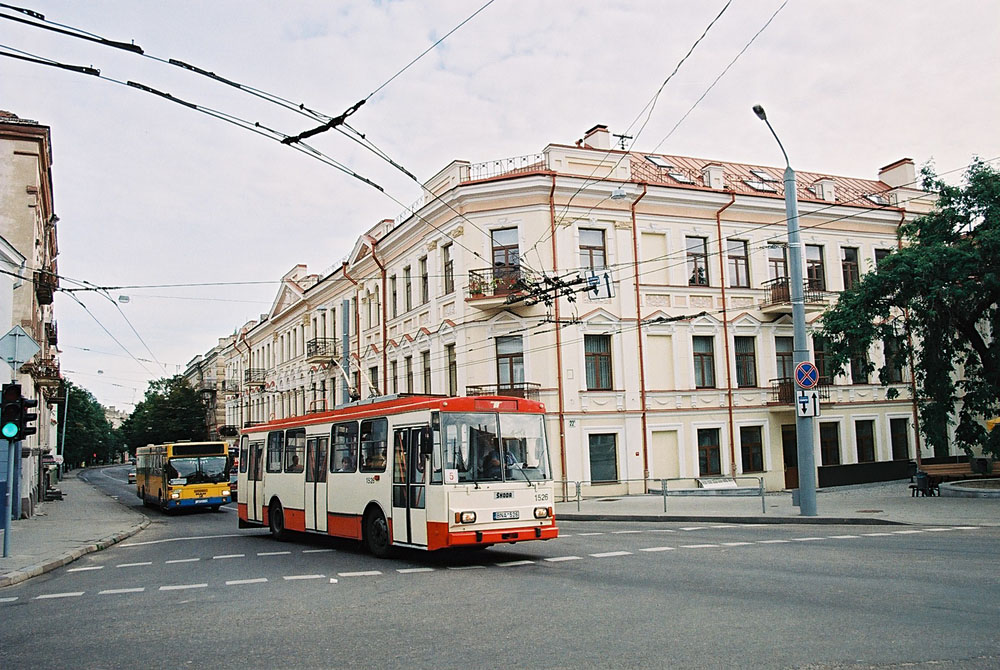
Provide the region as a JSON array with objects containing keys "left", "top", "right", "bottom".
[
  {"left": 135, "top": 441, "right": 232, "bottom": 511},
  {"left": 237, "top": 394, "right": 558, "bottom": 556}
]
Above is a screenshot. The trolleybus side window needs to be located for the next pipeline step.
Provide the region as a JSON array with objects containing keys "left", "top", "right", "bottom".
[
  {"left": 266, "top": 431, "right": 284, "bottom": 473},
  {"left": 306, "top": 436, "right": 328, "bottom": 482},
  {"left": 359, "top": 418, "right": 388, "bottom": 472},
  {"left": 239, "top": 437, "right": 249, "bottom": 474},
  {"left": 251, "top": 441, "right": 264, "bottom": 481},
  {"left": 285, "top": 429, "right": 306, "bottom": 473},
  {"left": 332, "top": 422, "right": 358, "bottom": 473}
]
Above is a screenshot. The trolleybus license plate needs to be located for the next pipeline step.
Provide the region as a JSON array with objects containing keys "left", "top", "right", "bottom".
[{"left": 493, "top": 511, "right": 519, "bottom": 520}]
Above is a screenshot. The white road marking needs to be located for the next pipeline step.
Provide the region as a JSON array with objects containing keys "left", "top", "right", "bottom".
[
  {"left": 924, "top": 528, "right": 953, "bottom": 532},
  {"left": 791, "top": 537, "right": 824, "bottom": 542},
  {"left": 447, "top": 565, "right": 486, "bottom": 570},
  {"left": 681, "top": 544, "right": 719, "bottom": 549},
  {"left": 226, "top": 578, "right": 268, "bottom": 585},
  {"left": 544, "top": 556, "right": 582, "bottom": 562},
  {"left": 302, "top": 549, "right": 334, "bottom": 553},
  {"left": 121, "top": 533, "right": 243, "bottom": 547},
  {"left": 560, "top": 534, "right": 572, "bottom": 537},
  {"left": 117, "top": 562, "right": 152, "bottom": 568},
  {"left": 710, "top": 524, "right": 740, "bottom": 528},
  {"left": 159, "top": 583, "right": 207, "bottom": 591},
  {"left": 213, "top": 554, "right": 245, "bottom": 560},
  {"left": 496, "top": 560, "right": 535, "bottom": 567},
  {"left": 862, "top": 532, "right": 892, "bottom": 537},
  {"left": 1, "top": 597, "right": 19, "bottom": 603},
  {"left": 828, "top": 535, "right": 859, "bottom": 539},
  {"left": 722, "top": 542, "right": 753, "bottom": 546},
  {"left": 953, "top": 526, "right": 979, "bottom": 530},
  {"left": 612, "top": 530, "right": 642, "bottom": 534},
  {"left": 35, "top": 592, "right": 84, "bottom": 599},
  {"left": 257, "top": 551, "right": 292, "bottom": 556},
  {"left": 165, "top": 558, "right": 200, "bottom": 564},
  {"left": 647, "top": 529, "right": 676, "bottom": 533},
  {"left": 639, "top": 546, "right": 674, "bottom": 552},
  {"left": 893, "top": 530, "right": 923, "bottom": 534},
  {"left": 590, "top": 551, "right": 632, "bottom": 558},
  {"left": 397, "top": 567, "right": 435, "bottom": 574},
  {"left": 338, "top": 570, "right": 382, "bottom": 577},
  {"left": 680, "top": 526, "right": 706, "bottom": 531},
  {"left": 576, "top": 532, "right": 604, "bottom": 536},
  {"left": 99, "top": 588, "right": 145, "bottom": 595},
  {"left": 758, "top": 539, "right": 790, "bottom": 544},
  {"left": 283, "top": 574, "right": 325, "bottom": 581},
  {"left": 67, "top": 566, "right": 104, "bottom": 572}
]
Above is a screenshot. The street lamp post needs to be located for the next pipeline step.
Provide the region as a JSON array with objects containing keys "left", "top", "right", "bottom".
[{"left": 753, "top": 104, "right": 818, "bottom": 516}]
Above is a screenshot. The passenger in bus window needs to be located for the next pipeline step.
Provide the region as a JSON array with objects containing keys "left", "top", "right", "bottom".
[{"left": 338, "top": 456, "right": 354, "bottom": 472}]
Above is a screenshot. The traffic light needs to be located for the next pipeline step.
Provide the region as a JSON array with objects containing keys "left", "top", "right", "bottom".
[
  {"left": 20, "top": 395, "right": 37, "bottom": 438},
  {"left": 1, "top": 383, "right": 23, "bottom": 440}
]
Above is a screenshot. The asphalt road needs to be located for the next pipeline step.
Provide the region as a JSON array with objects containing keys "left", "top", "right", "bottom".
[{"left": 1, "top": 466, "right": 998, "bottom": 670}]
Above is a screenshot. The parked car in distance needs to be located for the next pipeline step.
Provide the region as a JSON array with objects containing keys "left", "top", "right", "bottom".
[
  {"left": 127, "top": 469, "right": 136, "bottom": 483},
  {"left": 229, "top": 471, "right": 238, "bottom": 502}
]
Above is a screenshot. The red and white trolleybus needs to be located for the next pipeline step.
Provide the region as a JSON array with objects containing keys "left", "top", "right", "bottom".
[{"left": 236, "top": 394, "right": 558, "bottom": 556}]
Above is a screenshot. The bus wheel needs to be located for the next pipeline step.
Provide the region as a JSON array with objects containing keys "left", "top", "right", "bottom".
[
  {"left": 210, "top": 505, "right": 221, "bottom": 512},
  {"left": 364, "top": 509, "right": 391, "bottom": 558},
  {"left": 269, "top": 501, "right": 287, "bottom": 541}
]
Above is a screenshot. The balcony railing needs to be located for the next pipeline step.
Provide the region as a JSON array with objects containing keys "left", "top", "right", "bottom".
[
  {"left": 244, "top": 369, "right": 266, "bottom": 386},
  {"left": 769, "top": 377, "right": 832, "bottom": 404},
  {"left": 306, "top": 337, "right": 338, "bottom": 362},
  {"left": 45, "top": 321, "right": 57, "bottom": 345},
  {"left": 34, "top": 270, "right": 57, "bottom": 305},
  {"left": 467, "top": 266, "right": 525, "bottom": 299},
  {"left": 760, "top": 276, "right": 830, "bottom": 309},
  {"left": 465, "top": 153, "right": 547, "bottom": 182},
  {"left": 28, "top": 358, "right": 61, "bottom": 387},
  {"left": 466, "top": 382, "right": 541, "bottom": 401}
]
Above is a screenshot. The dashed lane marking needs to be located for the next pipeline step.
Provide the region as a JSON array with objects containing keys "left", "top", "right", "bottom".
[
  {"left": 397, "top": 567, "right": 435, "bottom": 574},
  {"left": 639, "top": 547, "right": 674, "bottom": 552},
  {"left": 791, "top": 537, "right": 824, "bottom": 542},
  {"left": 544, "top": 556, "right": 582, "bottom": 562},
  {"left": 758, "top": 539, "right": 790, "bottom": 544},
  {"left": 302, "top": 549, "right": 334, "bottom": 553},
  {"left": 117, "top": 562, "right": 152, "bottom": 568},
  {"left": 67, "top": 566, "right": 104, "bottom": 572},
  {"left": 338, "top": 570, "right": 382, "bottom": 577},
  {"left": 99, "top": 588, "right": 145, "bottom": 595},
  {"left": 954, "top": 526, "right": 980, "bottom": 530},
  {"left": 496, "top": 560, "right": 535, "bottom": 567},
  {"left": 681, "top": 544, "right": 719, "bottom": 549},
  {"left": 226, "top": 578, "right": 268, "bottom": 585},
  {"left": 893, "top": 530, "right": 924, "bottom": 535},
  {"left": 159, "top": 583, "right": 207, "bottom": 591},
  {"left": 121, "top": 533, "right": 243, "bottom": 547},
  {"left": 576, "top": 532, "right": 604, "bottom": 536},
  {"left": 165, "top": 558, "right": 200, "bottom": 564},
  {"left": 612, "top": 530, "right": 642, "bottom": 534},
  {"left": 257, "top": 551, "right": 292, "bottom": 556},
  {"left": 35, "top": 592, "right": 84, "bottom": 599},
  {"left": 722, "top": 542, "right": 753, "bottom": 546},
  {"left": 447, "top": 565, "right": 486, "bottom": 570},
  {"left": 862, "top": 532, "right": 893, "bottom": 537},
  {"left": 283, "top": 574, "right": 325, "bottom": 581},
  {"left": 213, "top": 554, "right": 245, "bottom": 559},
  {"left": 828, "top": 535, "right": 860, "bottom": 539},
  {"left": 590, "top": 551, "right": 632, "bottom": 558},
  {"left": 1, "top": 597, "right": 19, "bottom": 602},
  {"left": 924, "top": 528, "right": 953, "bottom": 532},
  {"left": 680, "top": 527, "right": 706, "bottom": 531}
]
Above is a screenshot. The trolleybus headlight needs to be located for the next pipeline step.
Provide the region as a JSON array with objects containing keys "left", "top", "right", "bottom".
[
  {"left": 455, "top": 511, "right": 476, "bottom": 524},
  {"left": 534, "top": 507, "right": 550, "bottom": 519}
]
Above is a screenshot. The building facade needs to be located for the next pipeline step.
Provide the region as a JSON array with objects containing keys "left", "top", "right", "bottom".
[
  {"left": 0, "top": 111, "right": 62, "bottom": 517},
  {"left": 194, "top": 124, "right": 942, "bottom": 494}
]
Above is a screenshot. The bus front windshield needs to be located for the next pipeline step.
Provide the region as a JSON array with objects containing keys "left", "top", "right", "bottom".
[
  {"left": 166, "top": 456, "right": 229, "bottom": 486},
  {"left": 440, "top": 412, "right": 551, "bottom": 483}
]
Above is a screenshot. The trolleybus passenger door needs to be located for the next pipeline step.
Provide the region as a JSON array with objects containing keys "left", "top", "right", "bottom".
[
  {"left": 391, "top": 427, "right": 428, "bottom": 546},
  {"left": 304, "top": 436, "right": 329, "bottom": 532},
  {"left": 248, "top": 441, "right": 264, "bottom": 523}
]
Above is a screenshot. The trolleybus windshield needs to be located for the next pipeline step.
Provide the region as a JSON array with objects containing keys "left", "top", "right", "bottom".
[{"left": 440, "top": 412, "right": 551, "bottom": 484}]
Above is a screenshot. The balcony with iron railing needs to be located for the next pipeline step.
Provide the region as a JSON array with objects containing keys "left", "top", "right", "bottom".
[
  {"left": 306, "top": 337, "right": 338, "bottom": 363},
  {"left": 34, "top": 269, "right": 58, "bottom": 306},
  {"left": 759, "top": 277, "right": 831, "bottom": 314},
  {"left": 26, "top": 357, "right": 61, "bottom": 388},
  {"left": 244, "top": 368, "right": 266, "bottom": 386},
  {"left": 768, "top": 377, "right": 832, "bottom": 406},
  {"left": 467, "top": 266, "right": 526, "bottom": 308},
  {"left": 466, "top": 382, "right": 541, "bottom": 401}
]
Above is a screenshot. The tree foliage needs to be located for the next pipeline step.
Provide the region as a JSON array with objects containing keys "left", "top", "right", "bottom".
[
  {"left": 821, "top": 160, "right": 1000, "bottom": 459},
  {"left": 119, "top": 376, "right": 207, "bottom": 451},
  {"left": 58, "top": 381, "right": 119, "bottom": 467}
]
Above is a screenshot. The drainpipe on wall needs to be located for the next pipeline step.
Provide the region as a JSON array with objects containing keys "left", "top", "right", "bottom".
[
  {"left": 366, "top": 235, "right": 388, "bottom": 396},
  {"left": 342, "top": 262, "right": 360, "bottom": 403},
  {"left": 897, "top": 210, "right": 923, "bottom": 463},
  {"left": 549, "top": 175, "right": 568, "bottom": 497},
  {"left": 629, "top": 183, "right": 650, "bottom": 488},
  {"left": 714, "top": 192, "right": 738, "bottom": 476}
]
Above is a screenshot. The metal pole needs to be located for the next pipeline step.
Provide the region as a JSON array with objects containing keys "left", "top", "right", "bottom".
[
  {"left": 3, "top": 439, "right": 15, "bottom": 557},
  {"left": 754, "top": 105, "right": 818, "bottom": 516},
  {"left": 662, "top": 478, "right": 668, "bottom": 512},
  {"left": 759, "top": 476, "right": 766, "bottom": 514}
]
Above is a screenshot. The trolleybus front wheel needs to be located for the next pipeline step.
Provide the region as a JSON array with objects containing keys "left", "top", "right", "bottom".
[
  {"left": 364, "top": 509, "right": 391, "bottom": 558},
  {"left": 269, "top": 500, "right": 287, "bottom": 541}
]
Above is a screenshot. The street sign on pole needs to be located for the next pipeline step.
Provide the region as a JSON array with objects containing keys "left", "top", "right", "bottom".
[
  {"left": 796, "top": 390, "right": 821, "bottom": 417},
  {"left": 0, "top": 325, "right": 40, "bottom": 370},
  {"left": 794, "top": 361, "right": 819, "bottom": 389}
]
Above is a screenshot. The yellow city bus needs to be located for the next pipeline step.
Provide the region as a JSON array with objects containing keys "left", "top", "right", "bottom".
[{"left": 135, "top": 441, "right": 232, "bottom": 512}]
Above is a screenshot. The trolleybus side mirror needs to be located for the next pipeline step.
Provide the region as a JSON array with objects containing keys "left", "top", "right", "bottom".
[{"left": 420, "top": 426, "right": 433, "bottom": 456}]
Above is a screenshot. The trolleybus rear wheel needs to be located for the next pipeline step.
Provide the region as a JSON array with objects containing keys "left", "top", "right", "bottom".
[{"left": 269, "top": 500, "right": 287, "bottom": 541}]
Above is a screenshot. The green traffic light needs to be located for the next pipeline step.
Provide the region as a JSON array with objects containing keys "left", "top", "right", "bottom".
[{"left": 1, "top": 421, "right": 18, "bottom": 439}]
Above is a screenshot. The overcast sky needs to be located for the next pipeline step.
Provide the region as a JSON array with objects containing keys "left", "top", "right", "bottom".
[{"left": 2, "top": 0, "right": 997, "bottom": 411}]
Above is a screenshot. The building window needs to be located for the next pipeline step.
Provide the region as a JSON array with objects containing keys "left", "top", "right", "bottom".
[
  {"left": 734, "top": 336, "right": 757, "bottom": 388},
  {"left": 442, "top": 243, "right": 454, "bottom": 295},
  {"left": 855, "top": 420, "right": 876, "bottom": 463},
  {"left": 686, "top": 236, "right": 709, "bottom": 286},
  {"left": 390, "top": 275, "right": 398, "bottom": 318},
  {"left": 404, "top": 356, "right": 413, "bottom": 393},
  {"left": 693, "top": 336, "right": 716, "bottom": 389},
  {"left": 841, "top": 247, "right": 860, "bottom": 289},
  {"left": 698, "top": 428, "right": 722, "bottom": 476},
  {"left": 421, "top": 351, "right": 431, "bottom": 393},
  {"left": 584, "top": 334, "right": 613, "bottom": 391},
  {"left": 369, "top": 366, "right": 379, "bottom": 394},
  {"left": 806, "top": 244, "right": 826, "bottom": 290},
  {"left": 775, "top": 336, "right": 794, "bottom": 379},
  {"left": 727, "top": 240, "right": 750, "bottom": 287},
  {"left": 579, "top": 228, "right": 607, "bottom": 270},
  {"left": 492, "top": 228, "right": 520, "bottom": 291},
  {"left": 890, "top": 418, "right": 909, "bottom": 460},
  {"left": 851, "top": 352, "right": 869, "bottom": 384},
  {"left": 874, "top": 248, "right": 891, "bottom": 268},
  {"left": 768, "top": 245, "right": 788, "bottom": 280},
  {"left": 740, "top": 425, "right": 764, "bottom": 473},
  {"left": 819, "top": 422, "right": 841, "bottom": 466},
  {"left": 390, "top": 360, "right": 398, "bottom": 395},
  {"left": 885, "top": 339, "right": 906, "bottom": 383},
  {"left": 496, "top": 336, "right": 524, "bottom": 392},
  {"left": 419, "top": 257, "right": 429, "bottom": 304},
  {"left": 403, "top": 266, "right": 412, "bottom": 311},
  {"left": 813, "top": 335, "right": 830, "bottom": 383},
  {"left": 588, "top": 433, "right": 618, "bottom": 482},
  {"left": 446, "top": 344, "right": 457, "bottom": 396}
]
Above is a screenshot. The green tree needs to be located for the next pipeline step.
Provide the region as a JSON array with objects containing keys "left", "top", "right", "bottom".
[
  {"left": 821, "top": 160, "right": 1000, "bottom": 459},
  {"left": 120, "top": 375, "right": 207, "bottom": 450},
  {"left": 58, "top": 381, "right": 116, "bottom": 467}
]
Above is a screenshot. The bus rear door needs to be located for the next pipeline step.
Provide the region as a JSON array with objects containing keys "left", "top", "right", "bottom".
[{"left": 304, "top": 435, "right": 329, "bottom": 532}]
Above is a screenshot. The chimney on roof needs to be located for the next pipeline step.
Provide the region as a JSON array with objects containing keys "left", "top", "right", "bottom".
[
  {"left": 702, "top": 164, "right": 726, "bottom": 190},
  {"left": 582, "top": 124, "right": 611, "bottom": 150},
  {"left": 878, "top": 158, "right": 915, "bottom": 189},
  {"left": 813, "top": 178, "right": 836, "bottom": 202}
]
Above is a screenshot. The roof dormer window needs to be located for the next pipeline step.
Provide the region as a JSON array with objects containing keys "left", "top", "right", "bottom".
[
  {"left": 750, "top": 169, "right": 779, "bottom": 182},
  {"left": 645, "top": 155, "right": 673, "bottom": 169},
  {"left": 744, "top": 179, "right": 778, "bottom": 193}
]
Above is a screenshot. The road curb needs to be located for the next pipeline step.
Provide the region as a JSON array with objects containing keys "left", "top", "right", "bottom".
[
  {"left": 0, "top": 518, "right": 150, "bottom": 589},
  {"left": 556, "top": 514, "right": 908, "bottom": 525}
]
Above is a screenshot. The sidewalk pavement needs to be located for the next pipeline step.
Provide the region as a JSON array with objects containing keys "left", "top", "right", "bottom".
[
  {"left": 1, "top": 474, "right": 995, "bottom": 589},
  {"left": 0, "top": 471, "right": 148, "bottom": 588}
]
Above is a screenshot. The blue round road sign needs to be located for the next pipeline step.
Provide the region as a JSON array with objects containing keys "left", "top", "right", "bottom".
[{"left": 794, "top": 361, "right": 819, "bottom": 389}]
